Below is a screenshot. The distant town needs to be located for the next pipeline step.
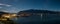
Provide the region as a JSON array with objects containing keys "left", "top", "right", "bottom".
[
  {"left": 0, "top": 9, "right": 59, "bottom": 20},
  {"left": 0, "top": 9, "right": 60, "bottom": 24}
]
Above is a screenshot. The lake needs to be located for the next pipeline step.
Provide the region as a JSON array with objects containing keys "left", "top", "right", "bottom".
[{"left": 12, "top": 14, "right": 60, "bottom": 24}]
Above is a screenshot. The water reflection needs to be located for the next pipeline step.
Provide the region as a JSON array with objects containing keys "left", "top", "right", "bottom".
[{"left": 12, "top": 14, "right": 60, "bottom": 24}]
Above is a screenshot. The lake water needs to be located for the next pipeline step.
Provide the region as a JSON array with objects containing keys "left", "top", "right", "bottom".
[{"left": 12, "top": 14, "right": 60, "bottom": 24}]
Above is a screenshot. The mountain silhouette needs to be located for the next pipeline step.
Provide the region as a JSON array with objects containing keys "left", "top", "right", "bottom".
[
  {"left": 0, "top": 11, "right": 8, "bottom": 14},
  {"left": 18, "top": 9, "right": 59, "bottom": 14}
]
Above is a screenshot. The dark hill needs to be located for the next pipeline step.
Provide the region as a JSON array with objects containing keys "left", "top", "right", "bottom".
[
  {"left": 0, "top": 11, "right": 8, "bottom": 17},
  {"left": 0, "top": 11, "right": 8, "bottom": 14},
  {"left": 18, "top": 9, "right": 59, "bottom": 14}
]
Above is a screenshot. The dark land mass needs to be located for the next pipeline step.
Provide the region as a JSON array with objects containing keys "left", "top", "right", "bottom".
[
  {"left": 16, "top": 9, "right": 60, "bottom": 24},
  {"left": 0, "top": 9, "right": 60, "bottom": 24}
]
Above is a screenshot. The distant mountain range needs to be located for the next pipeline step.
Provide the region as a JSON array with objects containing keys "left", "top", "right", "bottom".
[{"left": 18, "top": 9, "right": 60, "bottom": 14}]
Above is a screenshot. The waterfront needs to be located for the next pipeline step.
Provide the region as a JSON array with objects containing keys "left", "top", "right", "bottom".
[
  {"left": 12, "top": 14, "right": 60, "bottom": 24},
  {"left": 0, "top": 10, "right": 60, "bottom": 24}
]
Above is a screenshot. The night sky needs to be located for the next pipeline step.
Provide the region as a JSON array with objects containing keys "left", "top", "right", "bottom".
[{"left": 0, "top": 0, "right": 60, "bottom": 13}]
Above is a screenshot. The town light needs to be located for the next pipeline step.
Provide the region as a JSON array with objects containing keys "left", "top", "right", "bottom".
[{"left": 4, "top": 16, "right": 10, "bottom": 18}]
